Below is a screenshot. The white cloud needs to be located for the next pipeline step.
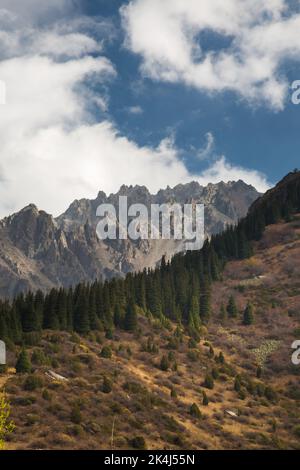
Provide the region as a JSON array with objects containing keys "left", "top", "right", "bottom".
[
  {"left": 127, "top": 105, "right": 143, "bottom": 115},
  {"left": 121, "top": 0, "right": 300, "bottom": 110},
  {"left": 197, "top": 156, "right": 270, "bottom": 192},
  {"left": 0, "top": 1, "right": 271, "bottom": 218},
  {"left": 196, "top": 132, "right": 215, "bottom": 160},
  {"left": 0, "top": 0, "right": 73, "bottom": 24}
]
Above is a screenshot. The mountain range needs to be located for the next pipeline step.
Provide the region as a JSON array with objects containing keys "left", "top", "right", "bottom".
[{"left": 0, "top": 180, "right": 260, "bottom": 298}]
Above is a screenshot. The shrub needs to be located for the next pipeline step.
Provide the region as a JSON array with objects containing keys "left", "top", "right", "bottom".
[
  {"left": 160, "top": 355, "right": 169, "bottom": 371},
  {"left": 264, "top": 386, "right": 277, "bottom": 402},
  {"left": 202, "top": 391, "right": 209, "bottom": 406},
  {"left": 187, "top": 350, "right": 199, "bottom": 362},
  {"left": 23, "top": 332, "right": 41, "bottom": 346},
  {"left": 0, "top": 393, "right": 15, "bottom": 449},
  {"left": 15, "top": 349, "right": 32, "bottom": 374},
  {"left": 23, "top": 375, "right": 44, "bottom": 391},
  {"left": 70, "top": 405, "right": 82, "bottom": 424},
  {"left": 0, "top": 365, "right": 7, "bottom": 374},
  {"left": 190, "top": 403, "right": 202, "bottom": 419},
  {"left": 100, "top": 346, "right": 112, "bottom": 359},
  {"left": 102, "top": 376, "right": 113, "bottom": 394},
  {"left": 105, "top": 329, "right": 113, "bottom": 340},
  {"left": 130, "top": 436, "right": 146, "bottom": 450},
  {"left": 217, "top": 352, "right": 225, "bottom": 364},
  {"left": 188, "top": 338, "right": 197, "bottom": 349},
  {"left": 42, "top": 389, "right": 52, "bottom": 401},
  {"left": 70, "top": 332, "right": 80, "bottom": 344},
  {"left": 203, "top": 374, "right": 214, "bottom": 390},
  {"left": 31, "top": 349, "right": 49, "bottom": 366},
  {"left": 25, "top": 413, "right": 40, "bottom": 426},
  {"left": 234, "top": 376, "right": 241, "bottom": 392}
]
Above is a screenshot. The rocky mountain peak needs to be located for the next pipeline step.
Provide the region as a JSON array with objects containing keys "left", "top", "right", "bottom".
[{"left": 0, "top": 179, "right": 261, "bottom": 298}]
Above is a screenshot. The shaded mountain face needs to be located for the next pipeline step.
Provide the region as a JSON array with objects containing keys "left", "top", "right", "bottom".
[{"left": 0, "top": 180, "right": 260, "bottom": 298}]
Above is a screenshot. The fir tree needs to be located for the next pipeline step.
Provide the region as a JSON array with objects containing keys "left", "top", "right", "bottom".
[
  {"left": 102, "top": 376, "right": 113, "bottom": 393},
  {"left": 243, "top": 302, "right": 254, "bottom": 325},
  {"left": 227, "top": 295, "right": 238, "bottom": 318},
  {"left": 234, "top": 376, "right": 242, "bottom": 392},
  {"left": 188, "top": 296, "right": 200, "bottom": 331},
  {"left": 219, "top": 303, "right": 227, "bottom": 320},
  {"left": 200, "top": 277, "right": 211, "bottom": 324},
  {"left": 202, "top": 391, "right": 209, "bottom": 406},
  {"left": 190, "top": 403, "right": 202, "bottom": 419},
  {"left": 203, "top": 373, "right": 214, "bottom": 390},
  {"left": 73, "top": 286, "right": 90, "bottom": 334},
  {"left": 160, "top": 355, "right": 169, "bottom": 371},
  {"left": 15, "top": 349, "right": 31, "bottom": 374},
  {"left": 124, "top": 301, "right": 138, "bottom": 332}
]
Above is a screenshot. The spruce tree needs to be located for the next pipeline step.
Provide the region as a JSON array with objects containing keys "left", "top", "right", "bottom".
[
  {"left": 234, "top": 376, "right": 242, "bottom": 392},
  {"left": 102, "top": 376, "right": 113, "bottom": 393},
  {"left": 200, "top": 277, "right": 211, "bottom": 324},
  {"left": 190, "top": 403, "right": 202, "bottom": 419},
  {"left": 21, "top": 293, "right": 39, "bottom": 333},
  {"left": 160, "top": 355, "right": 169, "bottom": 371},
  {"left": 124, "top": 301, "right": 137, "bottom": 332},
  {"left": 203, "top": 373, "right": 214, "bottom": 390},
  {"left": 73, "top": 286, "right": 90, "bottom": 334},
  {"left": 227, "top": 295, "right": 238, "bottom": 318},
  {"left": 188, "top": 296, "right": 200, "bottom": 331},
  {"left": 243, "top": 302, "right": 254, "bottom": 325},
  {"left": 15, "top": 349, "right": 32, "bottom": 374},
  {"left": 43, "top": 289, "right": 59, "bottom": 330},
  {"left": 202, "top": 391, "right": 209, "bottom": 406}
]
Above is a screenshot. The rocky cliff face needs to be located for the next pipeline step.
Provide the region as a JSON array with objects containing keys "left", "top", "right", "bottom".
[{"left": 0, "top": 180, "right": 260, "bottom": 297}]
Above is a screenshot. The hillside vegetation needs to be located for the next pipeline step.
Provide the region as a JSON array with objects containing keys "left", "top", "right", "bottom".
[{"left": 0, "top": 171, "right": 300, "bottom": 449}]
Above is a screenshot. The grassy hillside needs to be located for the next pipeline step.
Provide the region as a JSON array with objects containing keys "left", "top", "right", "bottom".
[{"left": 1, "top": 216, "right": 300, "bottom": 450}]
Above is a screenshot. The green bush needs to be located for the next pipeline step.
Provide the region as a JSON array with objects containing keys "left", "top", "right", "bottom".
[
  {"left": 70, "top": 405, "right": 82, "bottom": 424},
  {"left": 190, "top": 403, "right": 202, "bottom": 419},
  {"left": 130, "top": 436, "right": 147, "bottom": 450},
  {"left": 160, "top": 355, "right": 169, "bottom": 371},
  {"left": 15, "top": 349, "right": 32, "bottom": 374},
  {"left": 42, "top": 388, "right": 52, "bottom": 401},
  {"left": 102, "top": 376, "right": 113, "bottom": 394},
  {"left": 100, "top": 346, "right": 112, "bottom": 359},
  {"left": 31, "top": 349, "right": 49, "bottom": 366},
  {"left": 23, "top": 374, "right": 44, "bottom": 391},
  {"left": 202, "top": 391, "right": 209, "bottom": 406},
  {"left": 203, "top": 374, "right": 214, "bottom": 390}
]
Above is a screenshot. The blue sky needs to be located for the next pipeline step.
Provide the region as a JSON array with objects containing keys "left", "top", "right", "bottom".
[
  {"left": 80, "top": 0, "right": 300, "bottom": 183},
  {"left": 0, "top": 0, "right": 300, "bottom": 216}
]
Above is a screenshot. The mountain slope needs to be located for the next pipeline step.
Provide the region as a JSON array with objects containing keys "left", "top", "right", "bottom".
[
  {"left": 0, "top": 180, "right": 260, "bottom": 298},
  {"left": 2, "top": 214, "right": 300, "bottom": 450}
]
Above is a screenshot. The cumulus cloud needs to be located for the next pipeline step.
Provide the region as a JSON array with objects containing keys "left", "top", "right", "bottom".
[
  {"left": 197, "top": 156, "right": 270, "bottom": 192},
  {"left": 0, "top": 1, "right": 271, "bottom": 218},
  {"left": 121, "top": 0, "right": 300, "bottom": 110}
]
